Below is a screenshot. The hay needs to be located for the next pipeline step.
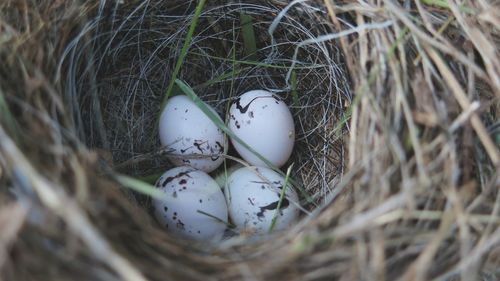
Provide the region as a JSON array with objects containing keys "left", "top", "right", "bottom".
[{"left": 0, "top": 0, "right": 499, "bottom": 280}]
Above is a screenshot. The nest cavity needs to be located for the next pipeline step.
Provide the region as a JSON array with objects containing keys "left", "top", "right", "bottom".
[{"left": 64, "top": 1, "right": 351, "bottom": 206}]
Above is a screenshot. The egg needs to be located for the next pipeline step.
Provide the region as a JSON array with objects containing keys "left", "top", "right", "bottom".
[
  {"left": 159, "top": 95, "right": 227, "bottom": 172},
  {"left": 225, "top": 166, "right": 299, "bottom": 234},
  {"left": 228, "top": 90, "right": 294, "bottom": 168},
  {"left": 153, "top": 166, "right": 228, "bottom": 241}
]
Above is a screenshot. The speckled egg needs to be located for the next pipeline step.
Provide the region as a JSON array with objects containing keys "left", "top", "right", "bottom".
[
  {"left": 153, "top": 166, "right": 228, "bottom": 241},
  {"left": 228, "top": 90, "right": 294, "bottom": 168},
  {"left": 159, "top": 95, "right": 227, "bottom": 172},
  {"left": 225, "top": 166, "right": 299, "bottom": 234}
]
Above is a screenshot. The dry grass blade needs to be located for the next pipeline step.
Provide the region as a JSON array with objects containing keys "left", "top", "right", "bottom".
[
  {"left": 0, "top": 126, "right": 148, "bottom": 281},
  {"left": 447, "top": 0, "right": 500, "bottom": 93},
  {"left": 401, "top": 210, "right": 455, "bottom": 281},
  {"left": 0, "top": 203, "right": 27, "bottom": 270},
  {"left": 426, "top": 46, "right": 500, "bottom": 166}
]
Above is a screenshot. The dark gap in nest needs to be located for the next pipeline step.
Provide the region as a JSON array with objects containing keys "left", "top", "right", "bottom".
[{"left": 63, "top": 0, "right": 352, "bottom": 234}]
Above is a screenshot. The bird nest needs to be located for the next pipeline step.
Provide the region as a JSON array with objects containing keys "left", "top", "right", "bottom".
[{"left": 0, "top": 0, "right": 499, "bottom": 280}]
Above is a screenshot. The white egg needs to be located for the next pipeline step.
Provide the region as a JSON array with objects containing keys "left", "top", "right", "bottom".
[
  {"left": 159, "top": 95, "right": 227, "bottom": 172},
  {"left": 228, "top": 90, "right": 294, "bottom": 168},
  {"left": 153, "top": 166, "right": 228, "bottom": 241},
  {"left": 225, "top": 166, "right": 299, "bottom": 234}
]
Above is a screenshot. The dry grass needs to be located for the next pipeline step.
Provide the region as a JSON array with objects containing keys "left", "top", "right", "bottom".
[{"left": 0, "top": 0, "right": 499, "bottom": 280}]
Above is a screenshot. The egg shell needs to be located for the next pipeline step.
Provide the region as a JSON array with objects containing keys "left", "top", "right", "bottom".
[
  {"left": 228, "top": 90, "right": 294, "bottom": 168},
  {"left": 225, "top": 166, "right": 299, "bottom": 234},
  {"left": 153, "top": 166, "right": 228, "bottom": 241},
  {"left": 159, "top": 95, "right": 227, "bottom": 172}
]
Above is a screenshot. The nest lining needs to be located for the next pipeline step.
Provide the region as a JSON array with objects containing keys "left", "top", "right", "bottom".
[{"left": 66, "top": 1, "right": 351, "bottom": 209}]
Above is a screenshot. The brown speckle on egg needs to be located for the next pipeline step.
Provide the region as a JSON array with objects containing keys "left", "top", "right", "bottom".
[
  {"left": 193, "top": 140, "right": 205, "bottom": 153},
  {"left": 176, "top": 220, "right": 185, "bottom": 230},
  {"left": 163, "top": 171, "right": 192, "bottom": 187},
  {"left": 160, "top": 96, "right": 226, "bottom": 172},
  {"left": 153, "top": 166, "right": 228, "bottom": 240}
]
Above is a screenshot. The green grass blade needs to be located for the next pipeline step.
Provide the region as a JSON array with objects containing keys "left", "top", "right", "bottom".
[
  {"left": 268, "top": 163, "right": 293, "bottom": 233},
  {"left": 332, "top": 107, "right": 352, "bottom": 138},
  {"left": 188, "top": 51, "right": 323, "bottom": 69},
  {"left": 175, "top": 79, "right": 313, "bottom": 205},
  {"left": 194, "top": 67, "right": 247, "bottom": 90},
  {"left": 421, "top": 0, "right": 474, "bottom": 14},
  {"left": 114, "top": 173, "right": 164, "bottom": 200},
  {"left": 176, "top": 79, "right": 274, "bottom": 167},
  {"left": 136, "top": 172, "right": 164, "bottom": 185},
  {"left": 115, "top": 173, "right": 234, "bottom": 230},
  {"left": 240, "top": 12, "right": 257, "bottom": 60},
  {"left": 160, "top": 0, "right": 206, "bottom": 110},
  {"left": 221, "top": 23, "right": 240, "bottom": 204},
  {"left": 197, "top": 210, "right": 235, "bottom": 228},
  {"left": 126, "top": 40, "right": 323, "bottom": 71}
]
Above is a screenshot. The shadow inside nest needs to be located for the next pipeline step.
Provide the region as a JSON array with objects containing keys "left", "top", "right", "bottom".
[{"left": 62, "top": 0, "right": 352, "bottom": 216}]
